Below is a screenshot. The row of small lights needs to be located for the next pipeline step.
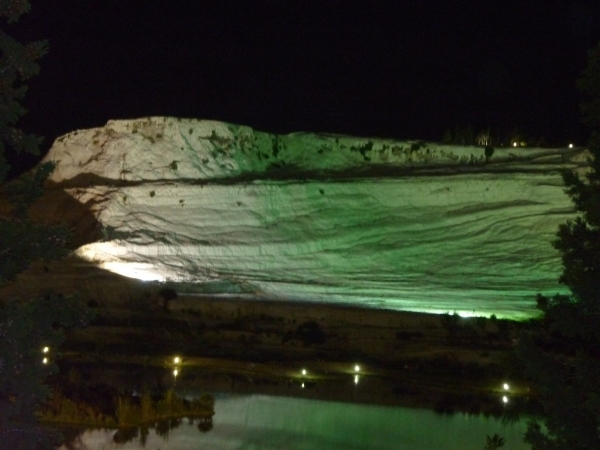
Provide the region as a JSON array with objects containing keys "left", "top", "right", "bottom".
[
  {"left": 40, "top": 348, "right": 511, "bottom": 402},
  {"left": 167, "top": 355, "right": 510, "bottom": 403},
  {"left": 300, "top": 364, "right": 361, "bottom": 389},
  {"left": 301, "top": 368, "right": 512, "bottom": 403},
  {"left": 512, "top": 142, "right": 575, "bottom": 148},
  {"left": 170, "top": 356, "right": 361, "bottom": 383}
]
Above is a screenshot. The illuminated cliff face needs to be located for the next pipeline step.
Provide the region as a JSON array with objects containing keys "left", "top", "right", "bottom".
[{"left": 42, "top": 117, "right": 590, "bottom": 318}]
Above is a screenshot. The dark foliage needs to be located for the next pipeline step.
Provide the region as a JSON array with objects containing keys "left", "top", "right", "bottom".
[
  {"left": 0, "top": 3, "right": 93, "bottom": 448},
  {"left": 515, "top": 39, "right": 600, "bottom": 450},
  {"left": 295, "top": 320, "right": 326, "bottom": 346}
]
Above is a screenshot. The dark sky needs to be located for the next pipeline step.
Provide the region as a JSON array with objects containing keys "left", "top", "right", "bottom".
[{"left": 9, "top": 0, "right": 600, "bottom": 168}]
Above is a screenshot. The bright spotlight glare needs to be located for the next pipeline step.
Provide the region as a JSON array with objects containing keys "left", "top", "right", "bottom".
[
  {"left": 301, "top": 369, "right": 307, "bottom": 376},
  {"left": 513, "top": 142, "right": 518, "bottom": 147},
  {"left": 74, "top": 243, "right": 167, "bottom": 281},
  {"left": 569, "top": 143, "right": 574, "bottom": 148},
  {"left": 503, "top": 383, "right": 510, "bottom": 390},
  {"left": 354, "top": 365, "right": 360, "bottom": 373},
  {"left": 42, "top": 346, "right": 49, "bottom": 354},
  {"left": 100, "top": 261, "right": 166, "bottom": 281},
  {"left": 174, "top": 356, "right": 180, "bottom": 364}
]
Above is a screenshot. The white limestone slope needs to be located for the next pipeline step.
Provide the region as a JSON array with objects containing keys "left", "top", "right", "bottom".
[{"left": 43, "top": 117, "right": 591, "bottom": 318}]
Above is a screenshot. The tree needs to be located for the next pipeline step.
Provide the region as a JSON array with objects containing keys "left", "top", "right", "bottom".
[
  {"left": 579, "top": 39, "right": 600, "bottom": 164},
  {"left": 484, "top": 433, "right": 505, "bottom": 450},
  {"left": 0, "top": 0, "right": 48, "bottom": 182},
  {"left": 0, "top": 296, "right": 94, "bottom": 449},
  {"left": 0, "top": 2, "right": 93, "bottom": 448},
  {"left": 295, "top": 320, "right": 326, "bottom": 346},
  {"left": 515, "top": 40, "right": 600, "bottom": 450},
  {"left": 158, "top": 286, "right": 178, "bottom": 312}
]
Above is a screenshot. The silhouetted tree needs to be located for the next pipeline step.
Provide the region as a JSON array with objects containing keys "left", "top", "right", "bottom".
[
  {"left": 515, "top": 40, "right": 600, "bottom": 450},
  {"left": 158, "top": 286, "right": 178, "bottom": 312},
  {"left": 0, "top": 2, "right": 94, "bottom": 449},
  {"left": 295, "top": 320, "right": 326, "bottom": 346},
  {"left": 440, "top": 312, "right": 460, "bottom": 339},
  {"left": 484, "top": 433, "right": 505, "bottom": 450}
]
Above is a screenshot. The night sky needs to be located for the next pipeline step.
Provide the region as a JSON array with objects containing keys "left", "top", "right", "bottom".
[{"left": 8, "top": 0, "right": 600, "bottom": 172}]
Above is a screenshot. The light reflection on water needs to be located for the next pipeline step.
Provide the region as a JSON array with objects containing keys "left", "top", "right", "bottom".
[{"left": 58, "top": 393, "right": 530, "bottom": 450}]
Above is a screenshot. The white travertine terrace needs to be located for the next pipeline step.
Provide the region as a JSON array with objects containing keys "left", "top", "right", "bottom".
[{"left": 42, "top": 117, "right": 590, "bottom": 318}]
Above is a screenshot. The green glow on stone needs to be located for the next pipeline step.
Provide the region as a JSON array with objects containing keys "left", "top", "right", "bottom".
[{"left": 69, "top": 132, "right": 576, "bottom": 320}]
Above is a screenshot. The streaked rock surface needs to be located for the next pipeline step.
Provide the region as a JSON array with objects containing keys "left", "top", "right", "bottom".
[{"left": 36, "top": 117, "right": 589, "bottom": 318}]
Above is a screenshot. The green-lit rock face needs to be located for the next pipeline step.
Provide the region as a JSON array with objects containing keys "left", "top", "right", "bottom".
[{"left": 43, "top": 117, "right": 589, "bottom": 318}]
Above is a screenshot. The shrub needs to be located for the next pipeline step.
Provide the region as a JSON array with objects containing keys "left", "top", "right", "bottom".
[{"left": 295, "top": 321, "right": 326, "bottom": 346}]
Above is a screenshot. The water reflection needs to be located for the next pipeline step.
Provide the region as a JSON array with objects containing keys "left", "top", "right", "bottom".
[
  {"left": 197, "top": 416, "right": 213, "bottom": 433},
  {"left": 59, "top": 393, "right": 530, "bottom": 450},
  {"left": 61, "top": 415, "right": 213, "bottom": 448},
  {"left": 112, "top": 426, "right": 138, "bottom": 444}
]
